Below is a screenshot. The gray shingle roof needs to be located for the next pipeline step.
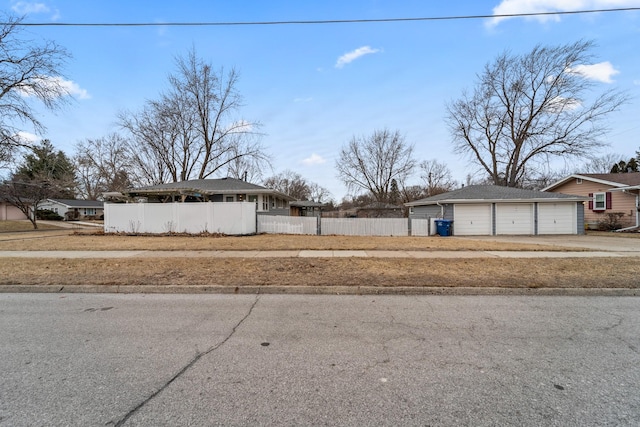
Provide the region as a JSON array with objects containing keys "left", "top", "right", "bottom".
[
  {"left": 405, "top": 185, "right": 586, "bottom": 206},
  {"left": 49, "top": 199, "right": 104, "bottom": 208},
  {"left": 128, "top": 178, "right": 295, "bottom": 200}
]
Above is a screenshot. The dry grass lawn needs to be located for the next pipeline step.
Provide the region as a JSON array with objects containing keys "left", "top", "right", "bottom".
[
  {"left": 0, "top": 220, "right": 64, "bottom": 232},
  {"left": 0, "top": 230, "right": 583, "bottom": 251},
  {"left": 1, "top": 227, "right": 639, "bottom": 289},
  {"left": 2, "top": 257, "right": 638, "bottom": 289}
]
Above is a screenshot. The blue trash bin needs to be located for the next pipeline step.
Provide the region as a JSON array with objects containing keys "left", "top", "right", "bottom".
[{"left": 435, "top": 219, "right": 453, "bottom": 237}]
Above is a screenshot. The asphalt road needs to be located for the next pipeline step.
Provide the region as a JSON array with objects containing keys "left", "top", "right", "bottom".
[{"left": 1, "top": 294, "right": 639, "bottom": 426}]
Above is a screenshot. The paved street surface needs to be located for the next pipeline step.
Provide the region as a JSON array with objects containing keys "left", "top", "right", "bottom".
[{"left": 1, "top": 294, "right": 639, "bottom": 426}]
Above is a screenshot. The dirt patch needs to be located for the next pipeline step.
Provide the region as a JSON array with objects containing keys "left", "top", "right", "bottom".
[{"left": 2, "top": 257, "right": 638, "bottom": 289}]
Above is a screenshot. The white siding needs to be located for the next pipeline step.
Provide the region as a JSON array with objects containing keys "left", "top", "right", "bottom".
[{"left": 453, "top": 204, "right": 492, "bottom": 236}]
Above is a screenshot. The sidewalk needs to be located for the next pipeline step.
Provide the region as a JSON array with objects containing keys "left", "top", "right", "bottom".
[{"left": 1, "top": 249, "right": 639, "bottom": 258}]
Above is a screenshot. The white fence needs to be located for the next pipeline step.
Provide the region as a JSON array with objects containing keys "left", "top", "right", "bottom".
[
  {"left": 321, "top": 218, "right": 408, "bottom": 236},
  {"left": 104, "top": 206, "right": 432, "bottom": 237},
  {"left": 256, "top": 216, "right": 431, "bottom": 237},
  {"left": 104, "top": 202, "right": 256, "bottom": 235},
  {"left": 257, "top": 215, "right": 317, "bottom": 235},
  {"left": 411, "top": 219, "right": 430, "bottom": 237}
]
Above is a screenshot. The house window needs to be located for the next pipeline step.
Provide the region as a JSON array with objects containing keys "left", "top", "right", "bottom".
[
  {"left": 593, "top": 193, "right": 606, "bottom": 210},
  {"left": 225, "top": 196, "right": 234, "bottom": 202},
  {"left": 248, "top": 195, "right": 257, "bottom": 203},
  {"left": 576, "top": 178, "right": 583, "bottom": 184},
  {"left": 409, "top": 207, "right": 414, "bottom": 215},
  {"left": 85, "top": 208, "right": 96, "bottom": 216}
]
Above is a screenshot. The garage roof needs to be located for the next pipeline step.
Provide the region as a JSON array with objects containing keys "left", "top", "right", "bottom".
[{"left": 405, "top": 185, "right": 587, "bottom": 207}]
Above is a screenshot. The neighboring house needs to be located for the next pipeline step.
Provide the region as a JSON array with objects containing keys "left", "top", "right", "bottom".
[
  {"left": 114, "top": 178, "right": 296, "bottom": 215},
  {"left": 543, "top": 173, "right": 640, "bottom": 230},
  {"left": 38, "top": 199, "right": 105, "bottom": 221},
  {"left": 0, "top": 199, "right": 29, "bottom": 220},
  {"left": 405, "top": 185, "right": 587, "bottom": 236},
  {"left": 290, "top": 201, "right": 326, "bottom": 217}
]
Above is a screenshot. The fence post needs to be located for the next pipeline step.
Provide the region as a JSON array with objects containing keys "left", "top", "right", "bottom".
[
  {"left": 408, "top": 217, "right": 412, "bottom": 236},
  {"left": 317, "top": 215, "right": 321, "bottom": 235}
]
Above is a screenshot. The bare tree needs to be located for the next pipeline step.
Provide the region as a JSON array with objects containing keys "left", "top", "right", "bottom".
[
  {"left": 221, "top": 133, "right": 271, "bottom": 182},
  {"left": 307, "top": 182, "right": 332, "bottom": 203},
  {"left": 119, "top": 48, "right": 269, "bottom": 184},
  {"left": 264, "top": 170, "right": 310, "bottom": 200},
  {"left": 0, "top": 14, "right": 71, "bottom": 166},
  {"left": 447, "top": 40, "right": 627, "bottom": 187},
  {"left": 263, "top": 170, "right": 331, "bottom": 202},
  {"left": 336, "top": 129, "right": 416, "bottom": 202},
  {"left": 400, "top": 185, "right": 428, "bottom": 203},
  {"left": 418, "top": 159, "right": 457, "bottom": 196},
  {"left": 74, "top": 133, "right": 133, "bottom": 200},
  {"left": 580, "top": 153, "right": 624, "bottom": 173}
]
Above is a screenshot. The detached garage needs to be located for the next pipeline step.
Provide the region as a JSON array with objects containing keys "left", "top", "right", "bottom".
[{"left": 406, "top": 185, "right": 587, "bottom": 236}]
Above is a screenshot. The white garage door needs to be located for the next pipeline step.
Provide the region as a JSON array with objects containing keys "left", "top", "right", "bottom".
[
  {"left": 496, "top": 203, "right": 534, "bottom": 235},
  {"left": 538, "top": 203, "right": 576, "bottom": 235},
  {"left": 454, "top": 204, "right": 492, "bottom": 235}
]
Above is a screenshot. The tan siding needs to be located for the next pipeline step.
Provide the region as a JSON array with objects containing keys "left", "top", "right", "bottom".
[
  {"left": 549, "top": 179, "right": 637, "bottom": 228},
  {"left": 1, "top": 202, "right": 29, "bottom": 220}
]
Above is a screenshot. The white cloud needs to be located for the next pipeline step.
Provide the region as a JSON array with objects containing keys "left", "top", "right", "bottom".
[
  {"left": 546, "top": 96, "right": 582, "bottom": 112},
  {"left": 569, "top": 61, "right": 620, "bottom": 83},
  {"left": 11, "top": 1, "right": 60, "bottom": 20},
  {"left": 302, "top": 153, "right": 326, "bottom": 166},
  {"left": 16, "top": 131, "right": 40, "bottom": 143},
  {"left": 18, "top": 76, "right": 90, "bottom": 100},
  {"left": 57, "top": 78, "right": 91, "bottom": 99},
  {"left": 335, "top": 46, "right": 381, "bottom": 69},
  {"left": 488, "top": 0, "right": 640, "bottom": 27}
]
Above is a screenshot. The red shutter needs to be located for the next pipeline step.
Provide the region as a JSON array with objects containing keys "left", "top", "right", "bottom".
[
  {"left": 606, "top": 192, "right": 612, "bottom": 210},
  {"left": 588, "top": 193, "right": 593, "bottom": 210}
]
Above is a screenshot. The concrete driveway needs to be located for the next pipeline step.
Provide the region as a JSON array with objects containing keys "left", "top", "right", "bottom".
[{"left": 456, "top": 234, "right": 640, "bottom": 252}]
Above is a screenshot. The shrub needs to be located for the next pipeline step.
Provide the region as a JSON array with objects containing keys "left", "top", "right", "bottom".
[
  {"left": 597, "top": 212, "right": 626, "bottom": 231},
  {"left": 36, "top": 209, "right": 63, "bottom": 221}
]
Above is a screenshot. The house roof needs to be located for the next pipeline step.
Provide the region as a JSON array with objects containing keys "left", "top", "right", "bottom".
[
  {"left": 543, "top": 173, "right": 640, "bottom": 191},
  {"left": 47, "top": 199, "right": 104, "bottom": 208},
  {"left": 127, "top": 178, "right": 295, "bottom": 201},
  {"left": 404, "top": 185, "right": 587, "bottom": 207}
]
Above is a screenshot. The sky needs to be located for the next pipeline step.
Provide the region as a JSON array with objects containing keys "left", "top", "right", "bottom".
[{"left": 4, "top": 0, "right": 640, "bottom": 201}]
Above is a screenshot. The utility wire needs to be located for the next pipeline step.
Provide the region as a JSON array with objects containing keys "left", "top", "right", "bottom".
[{"left": 6, "top": 7, "right": 640, "bottom": 27}]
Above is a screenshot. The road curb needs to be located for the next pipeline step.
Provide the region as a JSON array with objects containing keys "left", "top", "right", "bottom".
[{"left": 1, "top": 284, "right": 639, "bottom": 296}]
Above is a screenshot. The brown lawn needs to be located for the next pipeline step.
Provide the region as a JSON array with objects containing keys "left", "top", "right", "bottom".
[
  {"left": 1, "top": 257, "right": 638, "bottom": 289},
  {"left": 0, "top": 230, "right": 585, "bottom": 251},
  {"left": 1, "top": 226, "right": 638, "bottom": 290}
]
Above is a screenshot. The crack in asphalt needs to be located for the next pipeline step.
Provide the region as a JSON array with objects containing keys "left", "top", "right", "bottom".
[{"left": 108, "top": 293, "right": 261, "bottom": 427}]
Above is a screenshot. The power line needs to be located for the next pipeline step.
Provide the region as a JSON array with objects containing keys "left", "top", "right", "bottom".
[{"left": 6, "top": 7, "right": 640, "bottom": 27}]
